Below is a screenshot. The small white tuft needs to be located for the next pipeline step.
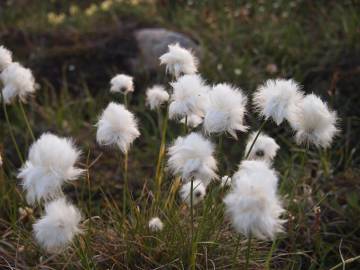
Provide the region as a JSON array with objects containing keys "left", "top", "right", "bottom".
[
  {"left": 245, "top": 132, "right": 279, "bottom": 164},
  {"left": 253, "top": 79, "right": 303, "bottom": 125},
  {"left": 0, "top": 45, "right": 12, "bottom": 71},
  {"left": 110, "top": 74, "right": 134, "bottom": 94},
  {"left": 220, "top": 175, "right": 232, "bottom": 187},
  {"left": 146, "top": 85, "right": 169, "bottom": 110},
  {"left": 168, "top": 132, "right": 217, "bottom": 185},
  {"left": 169, "top": 74, "right": 210, "bottom": 120},
  {"left": 180, "top": 114, "right": 203, "bottom": 128},
  {"left": 289, "top": 93, "right": 338, "bottom": 148},
  {"left": 224, "top": 160, "right": 285, "bottom": 240},
  {"left": 203, "top": 83, "right": 248, "bottom": 139},
  {"left": 33, "top": 198, "right": 82, "bottom": 253},
  {"left": 148, "top": 217, "right": 164, "bottom": 232},
  {"left": 1, "top": 62, "right": 36, "bottom": 104},
  {"left": 179, "top": 179, "right": 206, "bottom": 206},
  {"left": 18, "top": 133, "right": 84, "bottom": 205},
  {"left": 96, "top": 102, "right": 140, "bottom": 153},
  {"left": 159, "top": 43, "right": 198, "bottom": 78}
]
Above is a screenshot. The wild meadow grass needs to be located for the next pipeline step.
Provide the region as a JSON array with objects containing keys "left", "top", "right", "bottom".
[{"left": 1, "top": 1, "right": 360, "bottom": 269}]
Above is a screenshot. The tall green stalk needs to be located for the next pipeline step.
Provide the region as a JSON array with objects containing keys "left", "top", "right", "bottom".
[
  {"left": 245, "top": 120, "right": 267, "bottom": 158},
  {"left": 18, "top": 100, "right": 35, "bottom": 141},
  {"left": 245, "top": 234, "right": 252, "bottom": 270},
  {"left": 122, "top": 152, "right": 128, "bottom": 221},
  {"left": 190, "top": 178, "right": 195, "bottom": 270}
]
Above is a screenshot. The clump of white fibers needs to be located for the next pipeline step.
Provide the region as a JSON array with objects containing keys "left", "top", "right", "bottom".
[
  {"left": 224, "top": 160, "right": 285, "bottom": 239},
  {"left": 1, "top": 62, "right": 36, "bottom": 104},
  {"left": 168, "top": 132, "right": 217, "bottom": 185},
  {"left": 96, "top": 102, "right": 140, "bottom": 153},
  {"left": 253, "top": 79, "right": 303, "bottom": 125},
  {"left": 180, "top": 179, "right": 206, "bottom": 206},
  {"left": 148, "top": 217, "right": 164, "bottom": 232},
  {"left": 220, "top": 175, "right": 231, "bottom": 187},
  {"left": 203, "top": 83, "right": 248, "bottom": 139},
  {"left": 180, "top": 114, "right": 203, "bottom": 128},
  {"left": 0, "top": 45, "right": 12, "bottom": 71},
  {"left": 146, "top": 85, "right": 169, "bottom": 110},
  {"left": 290, "top": 93, "right": 338, "bottom": 148},
  {"left": 169, "top": 74, "right": 210, "bottom": 120},
  {"left": 33, "top": 198, "right": 82, "bottom": 253},
  {"left": 110, "top": 74, "right": 134, "bottom": 94},
  {"left": 159, "top": 43, "right": 198, "bottom": 78},
  {"left": 245, "top": 132, "right": 279, "bottom": 164},
  {"left": 18, "top": 133, "right": 84, "bottom": 205}
]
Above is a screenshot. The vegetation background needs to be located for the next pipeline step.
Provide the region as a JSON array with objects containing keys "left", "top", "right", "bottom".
[{"left": 0, "top": 0, "right": 359, "bottom": 269}]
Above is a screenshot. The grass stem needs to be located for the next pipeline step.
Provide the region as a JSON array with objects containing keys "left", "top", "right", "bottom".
[
  {"left": 245, "top": 234, "right": 252, "bottom": 270},
  {"left": 245, "top": 120, "right": 267, "bottom": 159},
  {"left": 123, "top": 152, "right": 128, "bottom": 221},
  {"left": 231, "top": 235, "right": 242, "bottom": 269},
  {"left": 18, "top": 100, "right": 35, "bottom": 141}
]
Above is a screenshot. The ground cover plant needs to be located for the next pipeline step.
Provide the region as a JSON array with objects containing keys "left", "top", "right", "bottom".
[{"left": 1, "top": 1, "right": 360, "bottom": 269}]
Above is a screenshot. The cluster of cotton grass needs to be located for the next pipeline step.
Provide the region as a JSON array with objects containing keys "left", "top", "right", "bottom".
[{"left": 1, "top": 42, "right": 338, "bottom": 267}]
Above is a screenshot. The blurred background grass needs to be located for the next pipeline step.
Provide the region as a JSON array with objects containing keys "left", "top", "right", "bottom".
[{"left": 0, "top": 0, "right": 360, "bottom": 269}]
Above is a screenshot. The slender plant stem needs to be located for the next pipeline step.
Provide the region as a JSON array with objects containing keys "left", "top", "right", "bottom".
[
  {"left": 265, "top": 240, "right": 277, "bottom": 270},
  {"left": 2, "top": 98, "right": 24, "bottom": 163},
  {"left": 245, "top": 120, "right": 267, "bottom": 159},
  {"left": 18, "top": 100, "right": 35, "bottom": 141},
  {"left": 183, "top": 115, "right": 188, "bottom": 135},
  {"left": 122, "top": 152, "right": 128, "bottom": 220},
  {"left": 124, "top": 94, "right": 128, "bottom": 107},
  {"left": 245, "top": 234, "right": 252, "bottom": 270},
  {"left": 190, "top": 179, "right": 195, "bottom": 270},
  {"left": 231, "top": 235, "right": 242, "bottom": 270}
]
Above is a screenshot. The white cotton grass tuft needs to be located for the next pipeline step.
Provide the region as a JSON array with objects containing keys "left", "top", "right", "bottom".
[
  {"left": 180, "top": 114, "right": 203, "bottom": 128},
  {"left": 253, "top": 79, "right": 303, "bottom": 125},
  {"left": 1, "top": 62, "right": 36, "bottom": 104},
  {"left": 179, "top": 179, "right": 206, "bottom": 206},
  {"left": 167, "top": 132, "right": 217, "bottom": 185},
  {"left": 148, "top": 217, "right": 164, "bottom": 232},
  {"left": 159, "top": 43, "right": 198, "bottom": 78},
  {"left": 169, "top": 74, "right": 210, "bottom": 120},
  {"left": 245, "top": 132, "right": 279, "bottom": 164},
  {"left": 0, "top": 45, "right": 12, "bottom": 71},
  {"left": 220, "top": 175, "right": 232, "bottom": 187},
  {"left": 224, "top": 160, "right": 285, "bottom": 239},
  {"left": 96, "top": 102, "right": 140, "bottom": 153},
  {"left": 203, "top": 83, "right": 248, "bottom": 139},
  {"left": 18, "top": 133, "right": 84, "bottom": 205},
  {"left": 110, "top": 74, "right": 134, "bottom": 94},
  {"left": 289, "top": 93, "right": 338, "bottom": 148},
  {"left": 33, "top": 198, "right": 82, "bottom": 253},
  {"left": 145, "top": 85, "right": 169, "bottom": 110}
]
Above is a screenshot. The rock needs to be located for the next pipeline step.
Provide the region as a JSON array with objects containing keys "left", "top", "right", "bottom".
[{"left": 133, "top": 28, "right": 201, "bottom": 72}]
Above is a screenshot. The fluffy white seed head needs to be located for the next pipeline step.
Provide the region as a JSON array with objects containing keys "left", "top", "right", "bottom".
[
  {"left": 18, "top": 133, "right": 83, "bottom": 205},
  {"left": 253, "top": 79, "right": 303, "bottom": 125},
  {"left": 146, "top": 85, "right": 169, "bottom": 110},
  {"left": 33, "top": 198, "right": 82, "bottom": 253},
  {"left": 0, "top": 45, "right": 12, "bottom": 71},
  {"left": 148, "top": 217, "right": 164, "bottom": 232},
  {"left": 1, "top": 62, "right": 36, "bottom": 104},
  {"left": 224, "top": 160, "right": 285, "bottom": 239},
  {"left": 169, "top": 74, "right": 210, "bottom": 120},
  {"left": 203, "top": 83, "right": 248, "bottom": 139},
  {"left": 96, "top": 102, "right": 140, "bottom": 153},
  {"left": 168, "top": 132, "right": 217, "bottom": 184},
  {"left": 110, "top": 74, "right": 134, "bottom": 94},
  {"left": 179, "top": 179, "right": 206, "bottom": 206},
  {"left": 290, "top": 93, "right": 338, "bottom": 148},
  {"left": 245, "top": 132, "right": 279, "bottom": 164},
  {"left": 159, "top": 43, "right": 198, "bottom": 78},
  {"left": 220, "top": 175, "right": 232, "bottom": 187},
  {"left": 180, "top": 114, "right": 203, "bottom": 128}
]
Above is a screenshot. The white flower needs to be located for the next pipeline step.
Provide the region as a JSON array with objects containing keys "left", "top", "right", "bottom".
[
  {"left": 148, "top": 217, "right": 164, "bottom": 232},
  {"left": 159, "top": 43, "right": 198, "bottom": 78},
  {"left": 203, "top": 83, "right": 248, "bottom": 139},
  {"left": 179, "top": 179, "right": 206, "bottom": 206},
  {"left": 146, "top": 85, "right": 169, "bottom": 110},
  {"left": 167, "top": 132, "right": 217, "bottom": 184},
  {"left": 169, "top": 74, "right": 210, "bottom": 120},
  {"left": 0, "top": 45, "right": 12, "bottom": 71},
  {"left": 220, "top": 175, "right": 231, "bottom": 187},
  {"left": 224, "top": 160, "right": 285, "bottom": 239},
  {"left": 290, "top": 94, "right": 338, "bottom": 148},
  {"left": 245, "top": 132, "right": 279, "bottom": 164},
  {"left": 96, "top": 102, "right": 140, "bottom": 153},
  {"left": 253, "top": 79, "right": 303, "bottom": 125},
  {"left": 180, "top": 114, "right": 203, "bottom": 128},
  {"left": 33, "top": 198, "right": 82, "bottom": 253},
  {"left": 110, "top": 74, "right": 134, "bottom": 94},
  {"left": 1, "top": 62, "right": 36, "bottom": 104},
  {"left": 18, "top": 133, "right": 84, "bottom": 205}
]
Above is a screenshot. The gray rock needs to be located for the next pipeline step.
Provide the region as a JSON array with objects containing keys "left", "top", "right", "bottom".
[{"left": 133, "top": 28, "right": 201, "bottom": 72}]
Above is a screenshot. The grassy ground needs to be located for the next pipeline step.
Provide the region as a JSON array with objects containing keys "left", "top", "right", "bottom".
[{"left": 1, "top": 0, "right": 360, "bottom": 269}]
